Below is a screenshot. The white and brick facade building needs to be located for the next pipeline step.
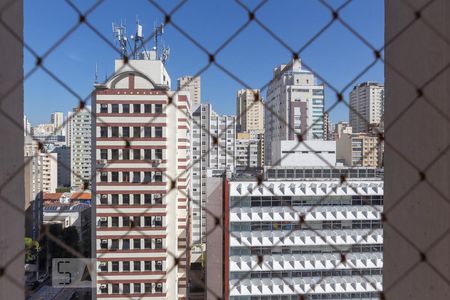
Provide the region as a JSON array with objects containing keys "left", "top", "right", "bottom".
[{"left": 94, "top": 57, "right": 191, "bottom": 299}]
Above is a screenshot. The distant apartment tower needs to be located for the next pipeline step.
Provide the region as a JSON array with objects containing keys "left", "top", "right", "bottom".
[
  {"left": 349, "top": 82, "right": 384, "bottom": 133},
  {"left": 226, "top": 167, "right": 383, "bottom": 299},
  {"left": 24, "top": 115, "right": 31, "bottom": 136},
  {"left": 177, "top": 75, "right": 201, "bottom": 109},
  {"left": 40, "top": 152, "right": 58, "bottom": 193},
  {"left": 235, "top": 132, "right": 263, "bottom": 170},
  {"left": 265, "top": 59, "right": 325, "bottom": 165},
  {"left": 323, "top": 111, "right": 331, "bottom": 140},
  {"left": 68, "top": 107, "right": 92, "bottom": 190},
  {"left": 94, "top": 56, "right": 191, "bottom": 299},
  {"left": 51, "top": 111, "right": 65, "bottom": 136},
  {"left": 191, "top": 104, "right": 235, "bottom": 256},
  {"left": 236, "top": 89, "right": 264, "bottom": 133},
  {"left": 337, "top": 133, "right": 381, "bottom": 167}
]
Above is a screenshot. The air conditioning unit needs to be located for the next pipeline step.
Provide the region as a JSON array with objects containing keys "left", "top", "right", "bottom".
[
  {"left": 156, "top": 261, "right": 162, "bottom": 266},
  {"left": 152, "top": 160, "right": 161, "bottom": 167},
  {"left": 155, "top": 216, "right": 162, "bottom": 222},
  {"left": 100, "top": 240, "right": 107, "bottom": 244},
  {"left": 99, "top": 262, "right": 106, "bottom": 267},
  {"left": 156, "top": 283, "right": 162, "bottom": 288},
  {"left": 100, "top": 217, "right": 107, "bottom": 221},
  {"left": 100, "top": 284, "right": 107, "bottom": 289}
]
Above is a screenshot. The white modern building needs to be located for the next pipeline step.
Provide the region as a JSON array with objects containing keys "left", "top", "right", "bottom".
[
  {"left": 274, "top": 140, "right": 336, "bottom": 167},
  {"left": 191, "top": 103, "right": 236, "bottom": 257},
  {"left": 227, "top": 167, "right": 383, "bottom": 299},
  {"left": 94, "top": 53, "right": 191, "bottom": 299},
  {"left": 177, "top": 75, "right": 201, "bottom": 110},
  {"left": 235, "top": 137, "right": 262, "bottom": 170},
  {"left": 349, "top": 82, "right": 384, "bottom": 134},
  {"left": 265, "top": 59, "right": 325, "bottom": 166},
  {"left": 68, "top": 107, "right": 92, "bottom": 191}
]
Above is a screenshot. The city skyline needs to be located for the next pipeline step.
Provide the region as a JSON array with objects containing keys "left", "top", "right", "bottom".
[{"left": 24, "top": 0, "right": 384, "bottom": 125}]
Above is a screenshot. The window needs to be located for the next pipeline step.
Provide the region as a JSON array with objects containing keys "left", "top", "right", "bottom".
[
  {"left": 144, "top": 238, "right": 151, "bottom": 249},
  {"left": 133, "top": 239, "right": 140, "bottom": 249},
  {"left": 100, "top": 104, "right": 108, "bottom": 113},
  {"left": 111, "top": 104, "right": 119, "bottom": 113},
  {"left": 134, "top": 283, "right": 141, "bottom": 294},
  {"left": 133, "top": 261, "right": 141, "bottom": 271},
  {"left": 100, "top": 239, "right": 108, "bottom": 249},
  {"left": 154, "top": 172, "right": 162, "bottom": 182},
  {"left": 123, "top": 216, "right": 130, "bottom": 227},
  {"left": 144, "top": 104, "right": 151, "bottom": 113},
  {"left": 122, "top": 149, "right": 130, "bottom": 160},
  {"left": 100, "top": 172, "right": 107, "bottom": 182},
  {"left": 99, "top": 262, "right": 107, "bottom": 272},
  {"left": 154, "top": 194, "right": 163, "bottom": 205},
  {"left": 133, "top": 216, "right": 141, "bottom": 227},
  {"left": 111, "top": 126, "right": 119, "bottom": 137},
  {"left": 144, "top": 149, "right": 151, "bottom": 160},
  {"left": 122, "top": 238, "right": 130, "bottom": 249},
  {"left": 111, "top": 217, "right": 119, "bottom": 227},
  {"left": 155, "top": 149, "right": 163, "bottom": 159},
  {"left": 123, "top": 283, "right": 130, "bottom": 294},
  {"left": 133, "top": 104, "right": 141, "bottom": 113},
  {"left": 122, "top": 104, "right": 129, "bottom": 113},
  {"left": 154, "top": 104, "right": 163, "bottom": 114},
  {"left": 133, "top": 171, "right": 141, "bottom": 183},
  {"left": 154, "top": 216, "right": 162, "bottom": 227},
  {"left": 122, "top": 126, "right": 129, "bottom": 137},
  {"left": 155, "top": 261, "right": 163, "bottom": 271},
  {"left": 144, "top": 216, "right": 152, "bottom": 227},
  {"left": 144, "top": 261, "right": 152, "bottom": 271},
  {"left": 154, "top": 127, "right": 163, "bottom": 137},
  {"left": 145, "top": 283, "right": 152, "bottom": 293},
  {"left": 112, "top": 283, "right": 119, "bottom": 294},
  {"left": 111, "top": 239, "right": 119, "bottom": 250},
  {"left": 155, "top": 238, "right": 163, "bottom": 249},
  {"left": 122, "top": 172, "right": 130, "bottom": 182},
  {"left": 111, "top": 149, "right": 119, "bottom": 160},
  {"left": 133, "top": 149, "right": 141, "bottom": 160},
  {"left": 111, "top": 194, "right": 119, "bottom": 205},
  {"left": 143, "top": 172, "right": 151, "bottom": 183},
  {"left": 122, "top": 194, "right": 130, "bottom": 204},
  {"left": 111, "top": 261, "right": 119, "bottom": 272},
  {"left": 111, "top": 172, "right": 119, "bottom": 182},
  {"left": 100, "top": 149, "right": 107, "bottom": 160},
  {"left": 144, "top": 127, "right": 151, "bottom": 137},
  {"left": 133, "top": 195, "right": 140, "bottom": 205},
  {"left": 123, "top": 261, "right": 130, "bottom": 271},
  {"left": 133, "top": 127, "right": 141, "bottom": 138},
  {"left": 100, "top": 194, "right": 108, "bottom": 205},
  {"left": 144, "top": 194, "right": 151, "bottom": 204},
  {"left": 155, "top": 283, "right": 162, "bottom": 293},
  {"left": 100, "top": 127, "right": 107, "bottom": 137}
]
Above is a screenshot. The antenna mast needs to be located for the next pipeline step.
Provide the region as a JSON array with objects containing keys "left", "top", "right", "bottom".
[
  {"left": 112, "top": 21, "right": 128, "bottom": 58},
  {"left": 153, "top": 23, "right": 169, "bottom": 64}
]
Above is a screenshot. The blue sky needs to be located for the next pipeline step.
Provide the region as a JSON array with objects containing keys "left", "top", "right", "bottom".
[{"left": 24, "top": 0, "right": 384, "bottom": 125}]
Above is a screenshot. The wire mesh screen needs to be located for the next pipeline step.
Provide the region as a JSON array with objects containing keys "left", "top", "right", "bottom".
[{"left": 0, "top": 0, "right": 449, "bottom": 299}]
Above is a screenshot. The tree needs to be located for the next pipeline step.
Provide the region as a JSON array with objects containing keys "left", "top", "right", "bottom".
[{"left": 24, "top": 237, "right": 40, "bottom": 263}]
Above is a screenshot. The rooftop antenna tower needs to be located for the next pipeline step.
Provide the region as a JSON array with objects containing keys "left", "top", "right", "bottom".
[
  {"left": 153, "top": 22, "right": 170, "bottom": 64},
  {"left": 112, "top": 20, "right": 128, "bottom": 58},
  {"left": 94, "top": 62, "right": 98, "bottom": 83}
]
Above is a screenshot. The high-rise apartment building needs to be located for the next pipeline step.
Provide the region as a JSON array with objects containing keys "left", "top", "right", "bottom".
[
  {"left": 40, "top": 152, "right": 58, "bottom": 193},
  {"left": 236, "top": 89, "right": 264, "bottom": 134},
  {"left": 177, "top": 75, "right": 201, "bottom": 110},
  {"left": 94, "top": 56, "right": 191, "bottom": 299},
  {"left": 349, "top": 82, "right": 384, "bottom": 133},
  {"left": 24, "top": 115, "right": 31, "bottom": 136},
  {"left": 51, "top": 111, "right": 65, "bottom": 136},
  {"left": 191, "top": 103, "right": 235, "bottom": 258},
  {"left": 69, "top": 107, "right": 92, "bottom": 190},
  {"left": 265, "top": 60, "right": 325, "bottom": 166},
  {"left": 226, "top": 167, "right": 383, "bottom": 299},
  {"left": 337, "top": 133, "right": 381, "bottom": 168},
  {"left": 323, "top": 111, "right": 331, "bottom": 140}
]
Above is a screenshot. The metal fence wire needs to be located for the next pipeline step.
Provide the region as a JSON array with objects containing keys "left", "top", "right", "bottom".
[{"left": 0, "top": 0, "right": 449, "bottom": 299}]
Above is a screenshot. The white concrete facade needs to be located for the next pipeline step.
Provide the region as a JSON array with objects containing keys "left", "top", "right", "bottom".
[
  {"left": 94, "top": 58, "right": 191, "bottom": 299},
  {"left": 273, "top": 140, "right": 336, "bottom": 167},
  {"left": 265, "top": 60, "right": 325, "bottom": 166},
  {"left": 228, "top": 168, "right": 383, "bottom": 299}
]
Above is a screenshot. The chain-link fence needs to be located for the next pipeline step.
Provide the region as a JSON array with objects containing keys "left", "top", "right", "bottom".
[{"left": 0, "top": 0, "right": 449, "bottom": 299}]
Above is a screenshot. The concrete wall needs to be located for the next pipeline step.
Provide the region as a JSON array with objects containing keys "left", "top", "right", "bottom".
[
  {"left": 0, "top": 0, "right": 24, "bottom": 299},
  {"left": 277, "top": 140, "right": 336, "bottom": 167},
  {"left": 384, "top": 0, "right": 450, "bottom": 299}
]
